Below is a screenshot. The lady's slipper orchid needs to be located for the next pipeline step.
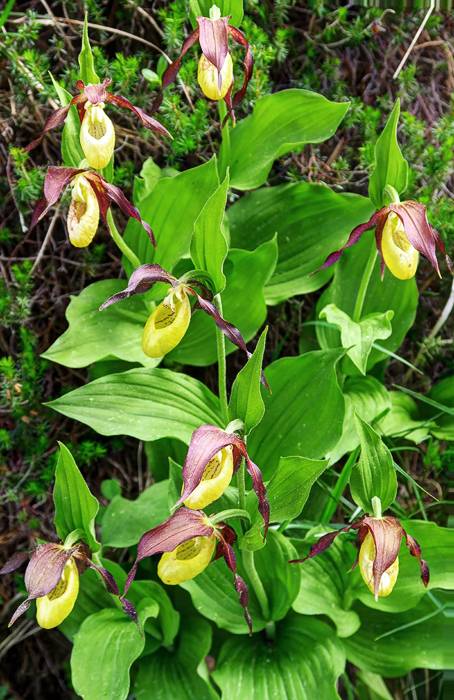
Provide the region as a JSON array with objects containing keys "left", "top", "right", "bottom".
[
  {"left": 290, "top": 515, "right": 429, "bottom": 600},
  {"left": 26, "top": 78, "right": 171, "bottom": 166},
  {"left": 123, "top": 507, "right": 252, "bottom": 632},
  {"left": 31, "top": 166, "right": 155, "bottom": 247},
  {"left": 1, "top": 542, "right": 120, "bottom": 628},
  {"left": 323, "top": 201, "right": 452, "bottom": 280},
  {"left": 156, "top": 5, "right": 253, "bottom": 122},
  {"left": 99, "top": 264, "right": 260, "bottom": 368},
  {"left": 179, "top": 425, "right": 269, "bottom": 534}
]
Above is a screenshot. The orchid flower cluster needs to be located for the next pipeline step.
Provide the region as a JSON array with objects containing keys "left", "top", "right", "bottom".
[{"left": 3, "top": 5, "right": 440, "bottom": 643}]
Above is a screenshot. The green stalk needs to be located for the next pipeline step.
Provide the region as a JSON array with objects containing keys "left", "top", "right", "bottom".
[
  {"left": 214, "top": 293, "right": 229, "bottom": 425},
  {"left": 242, "top": 549, "right": 270, "bottom": 621},
  {"left": 106, "top": 209, "right": 141, "bottom": 270},
  {"left": 352, "top": 244, "right": 377, "bottom": 323},
  {"left": 217, "top": 100, "right": 231, "bottom": 180}
]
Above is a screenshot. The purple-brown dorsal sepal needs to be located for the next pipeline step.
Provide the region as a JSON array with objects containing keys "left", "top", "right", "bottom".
[
  {"left": 107, "top": 93, "right": 171, "bottom": 139},
  {"left": 228, "top": 25, "right": 254, "bottom": 107},
  {"left": 362, "top": 515, "right": 404, "bottom": 599},
  {"left": 197, "top": 16, "right": 230, "bottom": 88},
  {"left": 216, "top": 532, "right": 252, "bottom": 634},
  {"left": 30, "top": 166, "right": 83, "bottom": 229},
  {"left": 23, "top": 91, "right": 86, "bottom": 154},
  {"left": 0, "top": 551, "right": 30, "bottom": 575},
  {"left": 403, "top": 529, "right": 430, "bottom": 587},
  {"left": 161, "top": 29, "right": 200, "bottom": 92},
  {"left": 8, "top": 543, "right": 76, "bottom": 626},
  {"left": 322, "top": 210, "right": 384, "bottom": 269},
  {"left": 178, "top": 425, "right": 269, "bottom": 535},
  {"left": 288, "top": 523, "right": 359, "bottom": 564},
  {"left": 388, "top": 201, "right": 450, "bottom": 277},
  {"left": 99, "top": 264, "right": 177, "bottom": 310},
  {"left": 124, "top": 508, "right": 214, "bottom": 595},
  {"left": 86, "top": 561, "right": 119, "bottom": 595}
]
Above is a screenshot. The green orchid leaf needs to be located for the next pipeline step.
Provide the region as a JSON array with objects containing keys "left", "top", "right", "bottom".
[
  {"left": 182, "top": 531, "right": 300, "bottom": 633},
  {"left": 328, "top": 376, "right": 390, "bottom": 465},
  {"left": 46, "top": 368, "right": 222, "bottom": 443},
  {"left": 378, "top": 391, "right": 432, "bottom": 444},
  {"left": 349, "top": 415, "right": 397, "bottom": 513},
  {"left": 168, "top": 240, "right": 277, "bottom": 366},
  {"left": 368, "top": 98, "right": 409, "bottom": 209},
  {"left": 229, "top": 327, "right": 267, "bottom": 433},
  {"left": 42, "top": 279, "right": 153, "bottom": 369},
  {"left": 53, "top": 443, "right": 100, "bottom": 552},
  {"left": 320, "top": 303, "right": 394, "bottom": 375},
  {"left": 213, "top": 614, "right": 345, "bottom": 699},
  {"left": 191, "top": 173, "right": 229, "bottom": 294},
  {"left": 134, "top": 617, "right": 217, "bottom": 700},
  {"left": 267, "top": 455, "right": 329, "bottom": 523},
  {"left": 127, "top": 579, "right": 180, "bottom": 649},
  {"left": 229, "top": 182, "right": 374, "bottom": 302},
  {"left": 71, "top": 607, "right": 153, "bottom": 700},
  {"left": 223, "top": 89, "right": 349, "bottom": 190},
  {"left": 316, "top": 231, "right": 418, "bottom": 371},
  {"left": 78, "top": 15, "right": 99, "bottom": 85},
  {"left": 123, "top": 157, "right": 219, "bottom": 276},
  {"left": 292, "top": 535, "right": 361, "bottom": 638},
  {"left": 49, "top": 73, "right": 84, "bottom": 167},
  {"left": 345, "top": 594, "right": 454, "bottom": 677},
  {"left": 248, "top": 349, "right": 345, "bottom": 478},
  {"left": 102, "top": 480, "right": 170, "bottom": 547}
]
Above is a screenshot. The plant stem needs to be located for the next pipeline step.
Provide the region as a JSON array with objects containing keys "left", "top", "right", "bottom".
[
  {"left": 217, "top": 100, "right": 231, "bottom": 180},
  {"left": 106, "top": 209, "right": 141, "bottom": 269},
  {"left": 371, "top": 496, "right": 382, "bottom": 519},
  {"left": 237, "top": 459, "right": 246, "bottom": 511},
  {"left": 352, "top": 244, "right": 377, "bottom": 322},
  {"left": 214, "top": 293, "right": 229, "bottom": 425},
  {"left": 242, "top": 549, "right": 270, "bottom": 621}
]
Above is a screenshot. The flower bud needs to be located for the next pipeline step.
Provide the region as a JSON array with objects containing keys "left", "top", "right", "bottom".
[
  {"left": 184, "top": 445, "right": 234, "bottom": 510},
  {"left": 157, "top": 535, "right": 216, "bottom": 585},
  {"left": 197, "top": 53, "right": 233, "bottom": 101},
  {"left": 67, "top": 175, "right": 100, "bottom": 248},
  {"left": 80, "top": 102, "right": 115, "bottom": 170},
  {"left": 142, "top": 285, "right": 191, "bottom": 358},
  {"left": 358, "top": 531, "right": 399, "bottom": 598},
  {"left": 35, "top": 557, "right": 79, "bottom": 629},
  {"left": 381, "top": 212, "right": 419, "bottom": 280}
]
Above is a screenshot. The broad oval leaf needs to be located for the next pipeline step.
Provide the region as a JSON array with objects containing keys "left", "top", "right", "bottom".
[
  {"left": 102, "top": 480, "right": 170, "bottom": 547},
  {"left": 316, "top": 230, "right": 418, "bottom": 370},
  {"left": 223, "top": 89, "right": 349, "bottom": 190},
  {"left": 267, "top": 455, "right": 329, "bottom": 523},
  {"left": 345, "top": 595, "right": 454, "bottom": 677},
  {"left": 248, "top": 349, "right": 345, "bottom": 477},
  {"left": 46, "top": 368, "right": 222, "bottom": 442},
  {"left": 124, "top": 157, "right": 219, "bottom": 275},
  {"left": 53, "top": 442, "right": 100, "bottom": 552},
  {"left": 229, "top": 182, "right": 374, "bottom": 302},
  {"left": 213, "top": 614, "right": 345, "bottom": 699},
  {"left": 42, "top": 279, "right": 152, "bottom": 369},
  {"left": 182, "top": 530, "right": 300, "bottom": 633},
  {"left": 71, "top": 608, "right": 149, "bottom": 700},
  {"left": 134, "top": 616, "right": 217, "bottom": 700}
]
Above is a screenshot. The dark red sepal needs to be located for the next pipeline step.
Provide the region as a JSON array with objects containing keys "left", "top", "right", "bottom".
[
  {"left": 99, "top": 264, "right": 178, "bottom": 310},
  {"left": 178, "top": 425, "right": 269, "bottom": 536},
  {"left": 123, "top": 508, "right": 214, "bottom": 595},
  {"left": 30, "top": 166, "right": 83, "bottom": 228},
  {"left": 197, "top": 16, "right": 230, "bottom": 89},
  {"left": 0, "top": 551, "right": 31, "bottom": 575},
  {"left": 361, "top": 516, "right": 403, "bottom": 598},
  {"left": 322, "top": 210, "right": 384, "bottom": 269},
  {"left": 228, "top": 26, "right": 253, "bottom": 108},
  {"left": 216, "top": 528, "right": 252, "bottom": 634},
  {"left": 404, "top": 531, "right": 430, "bottom": 587},
  {"left": 289, "top": 523, "right": 358, "bottom": 564},
  {"left": 107, "top": 93, "right": 171, "bottom": 139}
]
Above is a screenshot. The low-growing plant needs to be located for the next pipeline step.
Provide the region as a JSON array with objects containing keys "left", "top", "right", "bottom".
[{"left": 1, "top": 3, "right": 453, "bottom": 699}]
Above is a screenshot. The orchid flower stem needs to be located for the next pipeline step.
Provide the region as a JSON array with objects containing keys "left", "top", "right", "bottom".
[
  {"left": 217, "top": 100, "right": 230, "bottom": 180},
  {"left": 214, "top": 293, "right": 230, "bottom": 425},
  {"left": 242, "top": 549, "right": 270, "bottom": 621},
  {"left": 237, "top": 460, "right": 246, "bottom": 512},
  {"left": 106, "top": 209, "right": 141, "bottom": 270},
  {"left": 352, "top": 244, "right": 378, "bottom": 323}
]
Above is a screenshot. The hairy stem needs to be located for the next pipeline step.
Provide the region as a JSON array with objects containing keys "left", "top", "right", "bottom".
[
  {"left": 214, "top": 293, "right": 229, "bottom": 425},
  {"left": 352, "top": 244, "right": 377, "bottom": 323},
  {"left": 106, "top": 209, "right": 141, "bottom": 269}
]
